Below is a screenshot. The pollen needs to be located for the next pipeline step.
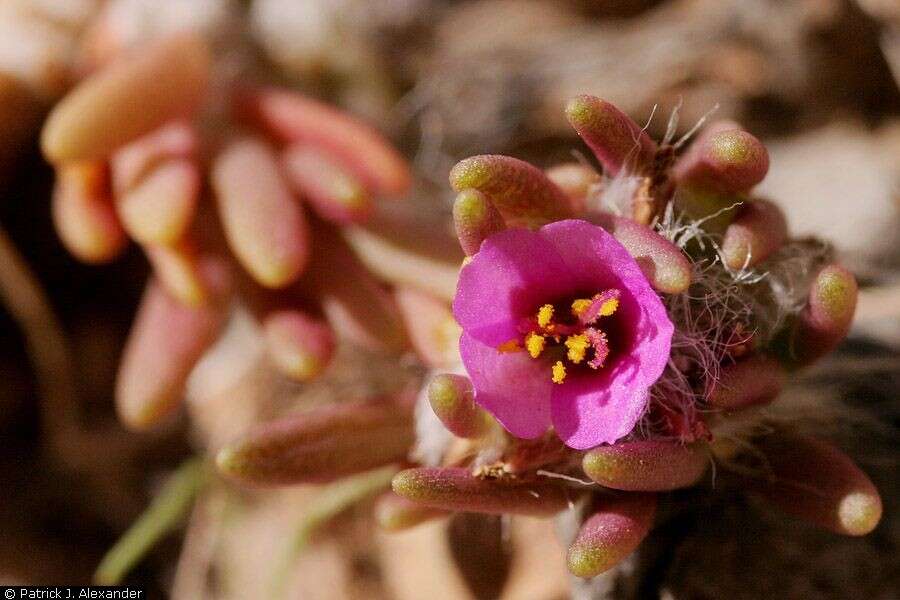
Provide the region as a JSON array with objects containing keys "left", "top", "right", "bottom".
[
  {"left": 537, "top": 304, "right": 554, "bottom": 329},
  {"left": 525, "top": 332, "right": 546, "bottom": 358},
  {"left": 571, "top": 298, "right": 592, "bottom": 316},
  {"left": 599, "top": 298, "right": 619, "bottom": 316},
  {"left": 551, "top": 360, "right": 567, "bottom": 384},
  {"left": 497, "top": 339, "right": 521, "bottom": 353},
  {"left": 565, "top": 334, "right": 590, "bottom": 364}
]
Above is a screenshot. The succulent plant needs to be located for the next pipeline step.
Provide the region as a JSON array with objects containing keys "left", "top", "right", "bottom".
[
  {"left": 187, "top": 94, "right": 883, "bottom": 595},
  {"left": 40, "top": 16, "right": 883, "bottom": 592},
  {"left": 40, "top": 31, "right": 416, "bottom": 432},
  {"left": 386, "top": 95, "right": 880, "bottom": 582}
]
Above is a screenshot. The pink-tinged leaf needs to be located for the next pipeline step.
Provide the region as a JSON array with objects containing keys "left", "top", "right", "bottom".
[
  {"left": 427, "top": 374, "right": 494, "bottom": 439},
  {"left": 545, "top": 162, "right": 601, "bottom": 214},
  {"left": 374, "top": 492, "right": 450, "bottom": 531},
  {"left": 565, "top": 95, "right": 657, "bottom": 176},
  {"left": 708, "top": 354, "right": 785, "bottom": 409},
  {"left": 116, "top": 259, "right": 230, "bottom": 430},
  {"left": 211, "top": 137, "right": 309, "bottom": 288},
  {"left": 282, "top": 143, "right": 373, "bottom": 224},
  {"left": 263, "top": 310, "right": 335, "bottom": 381},
  {"left": 673, "top": 129, "right": 769, "bottom": 193},
  {"left": 791, "top": 264, "right": 858, "bottom": 365},
  {"left": 216, "top": 398, "right": 414, "bottom": 485},
  {"left": 145, "top": 240, "right": 208, "bottom": 307},
  {"left": 115, "top": 158, "right": 199, "bottom": 246},
  {"left": 582, "top": 441, "right": 708, "bottom": 491},
  {"left": 449, "top": 155, "right": 573, "bottom": 227},
  {"left": 238, "top": 87, "right": 411, "bottom": 197},
  {"left": 593, "top": 213, "right": 692, "bottom": 294},
  {"left": 392, "top": 468, "right": 572, "bottom": 516},
  {"left": 42, "top": 34, "right": 210, "bottom": 162},
  {"left": 452, "top": 188, "right": 506, "bottom": 256},
  {"left": 395, "top": 287, "right": 461, "bottom": 368},
  {"left": 302, "top": 224, "right": 406, "bottom": 352},
  {"left": 110, "top": 121, "right": 197, "bottom": 194},
  {"left": 751, "top": 435, "right": 882, "bottom": 536},
  {"left": 52, "top": 161, "right": 128, "bottom": 264},
  {"left": 567, "top": 493, "right": 657, "bottom": 578},
  {"left": 721, "top": 199, "right": 788, "bottom": 269}
]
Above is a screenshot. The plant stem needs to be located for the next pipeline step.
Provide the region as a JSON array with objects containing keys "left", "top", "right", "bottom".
[{"left": 94, "top": 457, "right": 210, "bottom": 585}]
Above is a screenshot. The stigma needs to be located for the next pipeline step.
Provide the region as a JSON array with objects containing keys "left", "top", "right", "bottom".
[{"left": 498, "top": 288, "right": 622, "bottom": 384}]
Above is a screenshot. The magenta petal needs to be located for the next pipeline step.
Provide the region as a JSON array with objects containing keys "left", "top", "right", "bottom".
[
  {"left": 551, "top": 367, "right": 649, "bottom": 449},
  {"left": 453, "top": 228, "right": 576, "bottom": 346},
  {"left": 453, "top": 219, "right": 674, "bottom": 449},
  {"left": 459, "top": 332, "right": 552, "bottom": 439},
  {"left": 539, "top": 220, "right": 673, "bottom": 448},
  {"left": 538, "top": 220, "right": 649, "bottom": 293}
]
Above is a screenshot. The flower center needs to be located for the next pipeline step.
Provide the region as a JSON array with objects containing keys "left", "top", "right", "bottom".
[{"left": 499, "top": 289, "right": 621, "bottom": 384}]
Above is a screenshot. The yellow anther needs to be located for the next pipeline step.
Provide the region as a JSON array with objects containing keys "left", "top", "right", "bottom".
[
  {"left": 525, "top": 332, "right": 546, "bottom": 358},
  {"left": 537, "top": 304, "right": 554, "bottom": 329},
  {"left": 571, "top": 298, "right": 592, "bottom": 316},
  {"left": 551, "top": 361, "right": 567, "bottom": 384},
  {"left": 599, "top": 298, "right": 619, "bottom": 317},
  {"left": 565, "top": 334, "right": 589, "bottom": 364},
  {"left": 497, "top": 339, "right": 521, "bottom": 353}
]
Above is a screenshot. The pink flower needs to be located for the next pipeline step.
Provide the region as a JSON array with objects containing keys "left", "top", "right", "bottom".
[{"left": 452, "top": 219, "right": 673, "bottom": 449}]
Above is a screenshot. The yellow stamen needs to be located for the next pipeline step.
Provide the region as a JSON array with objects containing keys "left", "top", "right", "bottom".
[
  {"left": 599, "top": 298, "right": 619, "bottom": 317},
  {"left": 565, "top": 334, "right": 590, "bottom": 364},
  {"left": 525, "top": 332, "right": 546, "bottom": 358},
  {"left": 537, "top": 304, "right": 554, "bottom": 329},
  {"left": 497, "top": 339, "right": 521, "bottom": 353},
  {"left": 571, "top": 298, "right": 592, "bottom": 316},
  {"left": 551, "top": 361, "right": 567, "bottom": 384}
]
